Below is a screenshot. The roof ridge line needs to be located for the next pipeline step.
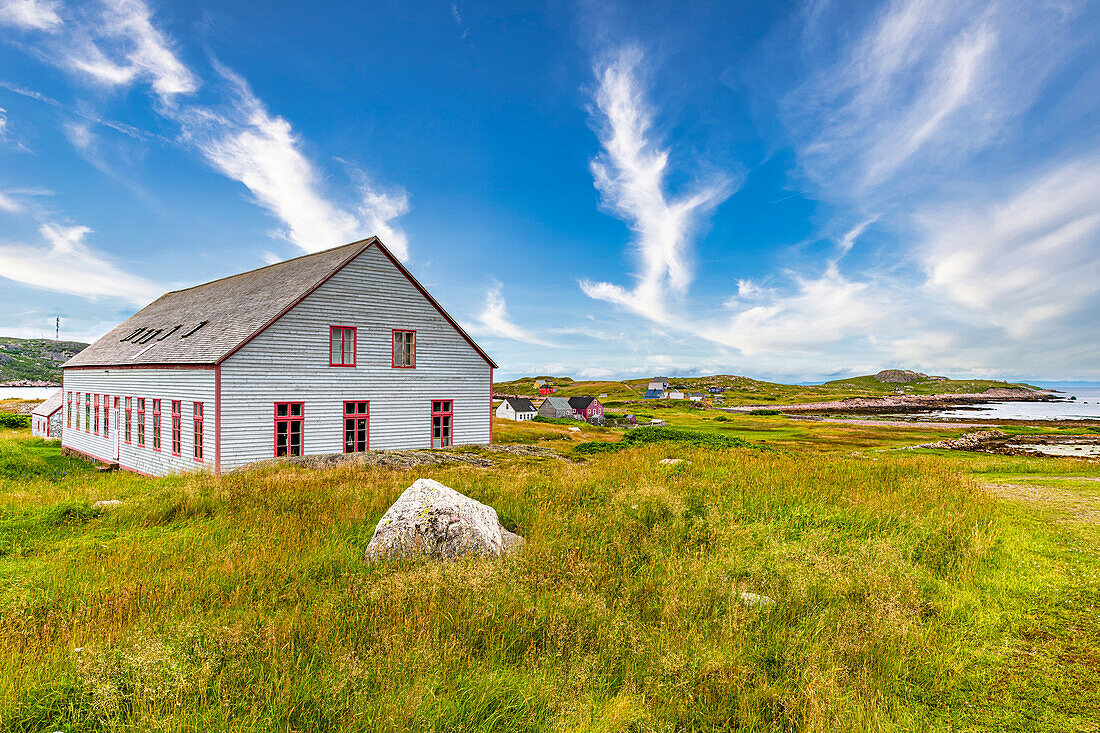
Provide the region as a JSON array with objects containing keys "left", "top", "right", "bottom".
[{"left": 162, "top": 237, "right": 379, "bottom": 295}]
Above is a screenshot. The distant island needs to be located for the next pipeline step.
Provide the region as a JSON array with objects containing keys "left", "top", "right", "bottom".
[
  {"left": 0, "top": 337, "right": 89, "bottom": 386},
  {"left": 494, "top": 370, "right": 1048, "bottom": 413}
]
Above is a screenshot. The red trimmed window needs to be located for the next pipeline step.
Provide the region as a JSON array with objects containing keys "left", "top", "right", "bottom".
[
  {"left": 171, "top": 400, "right": 182, "bottom": 455},
  {"left": 392, "top": 329, "right": 416, "bottom": 368},
  {"left": 103, "top": 395, "right": 110, "bottom": 439},
  {"left": 329, "top": 326, "right": 356, "bottom": 367},
  {"left": 84, "top": 393, "right": 90, "bottom": 432},
  {"left": 343, "top": 401, "right": 369, "bottom": 453},
  {"left": 66, "top": 392, "right": 72, "bottom": 428},
  {"left": 275, "top": 402, "right": 304, "bottom": 457},
  {"left": 431, "top": 400, "right": 453, "bottom": 448},
  {"left": 152, "top": 399, "right": 162, "bottom": 451},
  {"left": 124, "top": 397, "right": 132, "bottom": 444},
  {"left": 137, "top": 398, "right": 145, "bottom": 446},
  {"left": 193, "top": 403, "right": 204, "bottom": 461}
]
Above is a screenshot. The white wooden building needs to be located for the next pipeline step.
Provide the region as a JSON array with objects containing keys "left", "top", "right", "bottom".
[
  {"left": 31, "top": 389, "right": 64, "bottom": 439},
  {"left": 496, "top": 397, "right": 537, "bottom": 421},
  {"left": 60, "top": 238, "right": 496, "bottom": 476}
]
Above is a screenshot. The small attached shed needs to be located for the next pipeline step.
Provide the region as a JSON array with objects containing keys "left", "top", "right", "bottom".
[
  {"left": 31, "top": 389, "right": 64, "bottom": 439},
  {"left": 539, "top": 396, "right": 573, "bottom": 419},
  {"left": 496, "top": 397, "right": 537, "bottom": 421}
]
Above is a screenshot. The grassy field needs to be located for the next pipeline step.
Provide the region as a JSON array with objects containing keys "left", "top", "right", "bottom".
[{"left": 1, "top": 407, "right": 1097, "bottom": 731}]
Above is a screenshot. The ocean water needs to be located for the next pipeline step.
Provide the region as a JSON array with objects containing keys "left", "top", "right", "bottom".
[
  {"left": 924, "top": 382, "right": 1100, "bottom": 421},
  {"left": 0, "top": 386, "right": 60, "bottom": 400}
]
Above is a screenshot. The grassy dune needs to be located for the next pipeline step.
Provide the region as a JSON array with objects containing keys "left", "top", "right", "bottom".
[{"left": 1, "top": 414, "right": 1097, "bottom": 731}]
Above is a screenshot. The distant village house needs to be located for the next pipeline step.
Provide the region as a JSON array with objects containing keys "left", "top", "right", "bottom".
[
  {"left": 496, "top": 397, "right": 537, "bottom": 421},
  {"left": 30, "top": 389, "right": 64, "bottom": 439},
  {"left": 538, "top": 396, "right": 573, "bottom": 419},
  {"left": 568, "top": 396, "right": 604, "bottom": 421},
  {"left": 643, "top": 377, "right": 669, "bottom": 399}
]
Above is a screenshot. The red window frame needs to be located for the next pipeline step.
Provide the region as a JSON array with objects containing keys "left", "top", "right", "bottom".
[
  {"left": 137, "top": 398, "right": 145, "bottom": 447},
  {"left": 103, "top": 394, "right": 110, "bottom": 439},
  {"left": 152, "top": 399, "right": 162, "bottom": 451},
  {"left": 171, "top": 400, "right": 182, "bottom": 455},
  {"left": 84, "top": 393, "right": 89, "bottom": 433},
  {"left": 392, "top": 329, "right": 416, "bottom": 368},
  {"left": 329, "top": 325, "right": 356, "bottom": 367},
  {"left": 124, "top": 397, "right": 132, "bottom": 444},
  {"left": 274, "top": 402, "right": 304, "bottom": 457},
  {"left": 431, "top": 399, "right": 453, "bottom": 448},
  {"left": 66, "top": 391, "right": 71, "bottom": 428},
  {"left": 193, "top": 402, "right": 204, "bottom": 461},
  {"left": 343, "top": 401, "right": 369, "bottom": 453}
]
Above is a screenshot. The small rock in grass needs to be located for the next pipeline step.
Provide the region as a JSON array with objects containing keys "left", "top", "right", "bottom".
[
  {"left": 738, "top": 591, "right": 774, "bottom": 608},
  {"left": 92, "top": 499, "right": 121, "bottom": 509},
  {"left": 658, "top": 458, "right": 690, "bottom": 466},
  {"left": 365, "top": 478, "right": 524, "bottom": 561},
  {"left": 568, "top": 426, "right": 581, "bottom": 432}
]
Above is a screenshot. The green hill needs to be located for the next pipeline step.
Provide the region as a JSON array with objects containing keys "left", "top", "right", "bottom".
[
  {"left": 496, "top": 372, "right": 1042, "bottom": 405},
  {"left": 0, "top": 337, "right": 88, "bottom": 384}
]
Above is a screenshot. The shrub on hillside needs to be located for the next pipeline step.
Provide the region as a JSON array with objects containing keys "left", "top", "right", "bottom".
[
  {"left": 622, "top": 426, "right": 752, "bottom": 449},
  {"left": 572, "top": 425, "right": 755, "bottom": 456},
  {"left": 533, "top": 416, "right": 583, "bottom": 426},
  {"left": 0, "top": 413, "right": 31, "bottom": 429}
]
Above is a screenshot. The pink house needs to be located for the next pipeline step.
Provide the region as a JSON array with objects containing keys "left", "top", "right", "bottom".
[{"left": 568, "top": 396, "right": 603, "bottom": 420}]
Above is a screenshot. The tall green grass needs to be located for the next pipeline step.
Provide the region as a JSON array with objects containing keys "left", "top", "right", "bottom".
[{"left": 0, "top": 429, "right": 1096, "bottom": 731}]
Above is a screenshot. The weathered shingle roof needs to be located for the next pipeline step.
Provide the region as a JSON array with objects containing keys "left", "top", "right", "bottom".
[
  {"left": 568, "top": 396, "right": 596, "bottom": 410},
  {"left": 503, "top": 397, "right": 536, "bottom": 412},
  {"left": 64, "top": 238, "right": 496, "bottom": 369},
  {"left": 31, "top": 388, "right": 63, "bottom": 417},
  {"left": 542, "top": 396, "right": 571, "bottom": 411}
]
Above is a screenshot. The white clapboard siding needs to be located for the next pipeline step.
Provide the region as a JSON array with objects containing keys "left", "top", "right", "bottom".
[
  {"left": 219, "top": 245, "right": 491, "bottom": 469},
  {"left": 61, "top": 368, "right": 215, "bottom": 475}
]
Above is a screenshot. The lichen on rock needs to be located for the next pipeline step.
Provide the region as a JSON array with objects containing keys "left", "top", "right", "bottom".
[{"left": 364, "top": 478, "right": 524, "bottom": 561}]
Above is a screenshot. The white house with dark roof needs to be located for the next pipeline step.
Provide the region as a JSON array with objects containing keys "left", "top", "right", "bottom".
[
  {"left": 31, "top": 389, "right": 64, "bottom": 439},
  {"left": 495, "top": 397, "right": 537, "bottom": 421},
  {"left": 61, "top": 238, "right": 496, "bottom": 476}
]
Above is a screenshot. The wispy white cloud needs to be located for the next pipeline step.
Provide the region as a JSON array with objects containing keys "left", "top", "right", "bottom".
[
  {"left": 11, "top": 0, "right": 411, "bottom": 259},
  {"left": 174, "top": 65, "right": 410, "bottom": 257},
  {"left": 0, "top": 191, "right": 21, "bottom": 213},
  {"left": 450, "top": 2, "right": 469, "bottom": 39},
  {"left": 0, "top": 223, "right": 161, "bottom": 304},
  {"left": 475, "top": 284, "right": 557, "bottom": 346},
  {"left": 784, "top": 0, "right": 1083, "bottom": 200},
  {"left": 0, "top": 0, "right": 61, "bottom": 31},
  {"left": 579, "top": 46, "right": 736, "bottom": 324},
  {"left": 54, "top": 0, "right": 197, "bottom": 103},
  {"left": 919, "top": 156, "right": 1100, "bottom": 338},
  {"left": 702, "top": 220, "right": 889, "bottom": 356}
]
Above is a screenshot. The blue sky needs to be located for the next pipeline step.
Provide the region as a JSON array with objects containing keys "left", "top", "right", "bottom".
[{"left": 1, "top": 0, "right": 1098, "bottom": 381}]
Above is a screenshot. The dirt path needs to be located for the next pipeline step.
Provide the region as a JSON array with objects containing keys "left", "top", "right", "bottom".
[{"left": 985, "top": 481, "right": 1100, "bottom": 523}]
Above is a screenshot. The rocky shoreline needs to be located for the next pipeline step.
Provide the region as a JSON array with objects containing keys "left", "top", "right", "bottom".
[
  {"left": 908, "top": 430, "right": 1100, "bottom": 458},
  {"left": 724, "top": 387, "right": 1058, "bottom": 415},
  {"left": 0, "top": 379, "right": 60, "bottom": 388}
]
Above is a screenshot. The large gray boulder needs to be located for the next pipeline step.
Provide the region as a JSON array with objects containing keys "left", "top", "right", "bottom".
[{"left": 364, "top": 478, "right": 524, "bottom": 561}]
